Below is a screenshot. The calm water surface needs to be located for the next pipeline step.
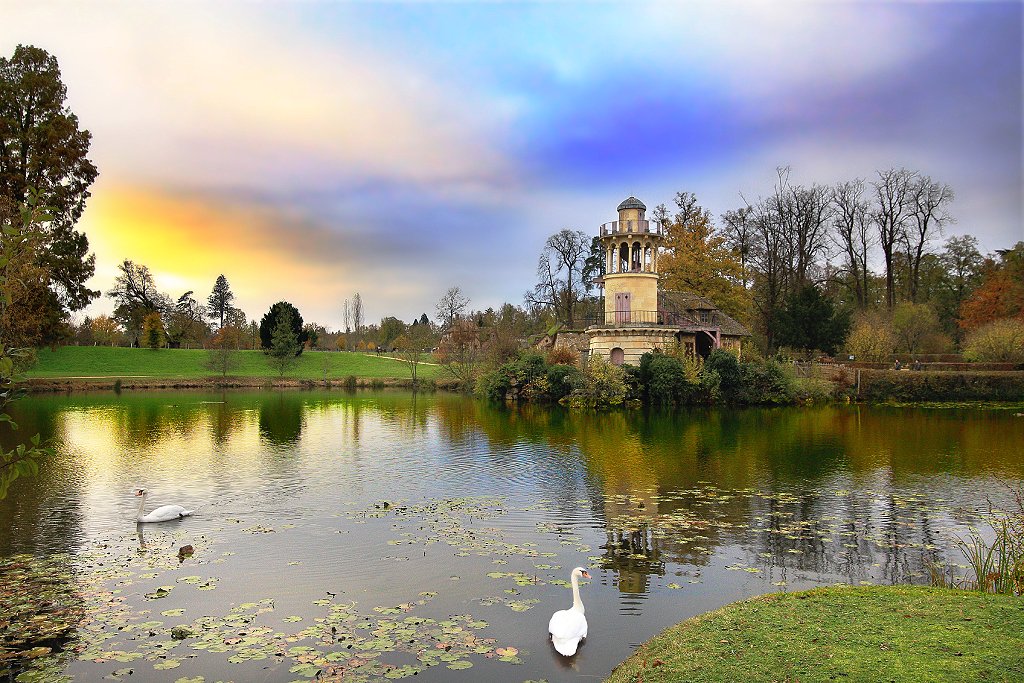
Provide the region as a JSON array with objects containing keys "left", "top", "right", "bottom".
[{"left": 2, "top": 390, "right": 1023, "bottom": 682}]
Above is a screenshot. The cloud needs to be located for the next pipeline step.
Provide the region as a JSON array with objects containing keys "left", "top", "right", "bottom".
[{"left": 1, "top": 2, "right": 517, "bottom": 194}]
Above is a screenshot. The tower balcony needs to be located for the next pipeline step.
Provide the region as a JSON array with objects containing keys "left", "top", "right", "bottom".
[
  {"left": 580, "top": 310, "right": 708, "bottom": 328},
  {"left": 599, "top": 219, "right": 663, "bottom": 237}
]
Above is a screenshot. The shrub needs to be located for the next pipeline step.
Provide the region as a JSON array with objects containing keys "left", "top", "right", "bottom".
[
  {"left": 963, "top": 318, "right": 1024, "bottom": 363},
  {"left": 566, "top": 356, "right": 628, "bottom": 409},
  {"left": 736, "top": 359, "right": 795, "bottom": 405},
  {"left": 704, "top": 350, "right": 742, "bottom": 402},
  {"left": 546, "top": 363, "right": 582, "bottom": 401}
]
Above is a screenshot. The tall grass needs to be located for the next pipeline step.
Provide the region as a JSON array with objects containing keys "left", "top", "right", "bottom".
[{"left": 932, "top": 484, "right": 1024, "bottom": 595}]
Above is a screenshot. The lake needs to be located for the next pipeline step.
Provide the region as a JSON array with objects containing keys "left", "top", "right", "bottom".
[{"left": 2, "top": 390, "right": 1023, "bottom": 682}]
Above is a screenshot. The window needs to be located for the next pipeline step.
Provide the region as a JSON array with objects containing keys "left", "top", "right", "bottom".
[
  {"left": 699, "top": 310, "right": 710, "bottom": 324},
  {"left": 610, "top": 347, "right": 625, "bottom": 365}
]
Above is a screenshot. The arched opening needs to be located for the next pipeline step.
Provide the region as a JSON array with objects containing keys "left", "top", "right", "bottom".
[
  {"left": 695, "top": 331, "right": 714, "bottom": 359},
  {"left": 631, "top": 242, "right": 642, "bottom": 271},
  {"left": 610, "top": 347, "right": 625, "bottom": 365},
  {"left": 618, "top": 243, "right": 629, "bottom": 273}
]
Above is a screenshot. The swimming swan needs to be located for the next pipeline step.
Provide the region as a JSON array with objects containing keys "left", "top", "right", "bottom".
[
  {"left": 135, "top": 488, "right": 194, "bottom": 523},
  {"left": 548, "top": 566, "right": 590, "bottom": 656}
]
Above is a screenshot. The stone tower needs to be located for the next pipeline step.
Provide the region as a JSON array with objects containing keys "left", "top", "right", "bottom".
[
  {"left": 600, "top": 196, "right": 663, "bottom": 327},
  {"left": 587, "top": 197, "right": 673, "bottom": 365}
]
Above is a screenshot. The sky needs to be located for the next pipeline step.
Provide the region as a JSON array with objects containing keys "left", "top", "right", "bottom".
[{"left": 3, "top": 1, "right": 1022, "bottom": 329}]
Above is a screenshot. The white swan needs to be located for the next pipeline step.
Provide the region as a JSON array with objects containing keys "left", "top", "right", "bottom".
[
  {"left": 548, "top": 566, "right": 590, "bottom": 656},
  {"left": 135, "top": 488, "right": 194, "bottom": 523}
]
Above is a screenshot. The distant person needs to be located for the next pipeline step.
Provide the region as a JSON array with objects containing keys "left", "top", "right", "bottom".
[
  {"left": 893, "top": 359, "right": 902, "bottom": 371},
  {"left": 913, "top": 359, "right": 922, "bottom": 371}
]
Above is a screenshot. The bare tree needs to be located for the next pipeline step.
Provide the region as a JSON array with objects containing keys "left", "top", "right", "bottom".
[
  {"left": 341, "top": 298, "right": 351, "bottom": 350},
  {"left": 871, "top": 168, "right": 918, "bottom": 309},
  {"left": 831, "top": 179, "right": 874, "bottom": 309},
  {"left": 436, "top": 285, "right": 469, "bottom": 331},
  {"left": 904, "top": 175, "right": 954, "bottom": 302},
  {"left": 746, "top": 195, "right": 789, "bottom": 350},
  {"left": 721, "top": 205, "right": 755, "bottom": 288},
  {"left": 524, "top": 229, "right": 590, "bottom": 327},
  {"left": 351, "top": 292, "right": 363, "bottom": 346},
  {"left": 770, "top": 168, "right": 831, "bottom": 288}
]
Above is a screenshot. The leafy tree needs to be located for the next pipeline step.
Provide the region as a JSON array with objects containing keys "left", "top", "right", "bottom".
[
  {"left": 418, "top": 313, "right": 430, "bottom": 327},
  {"left": 845, "top": 311, "right": 896, "bottom": 362},
  {"left": 436, "top": 318, "right": 482, "bottom": 387},
  {"left": 106, "top": 260, "right": 169, "bottom": 346},
  {"left": 655, "top": 192, "right": 751, "bottom": 323},
  {"left": 259, "top": 301, "right": 307, "bottom": 353},
  {"left": 266, "top": 307, "right": 301, "bottom": 376},
  {"left": 959, "top": 242, "right": 1024, "bottom": 331},
  {"left": 0, "top": 45, "right": 100, "bottom": 338},
  {"left": 206, "top": 274, "right": 235, "bottom": 329},
  {"left": 566, "top": 355, "right": 627, "bottom": 409},
  {"left": 891, "top": 302, "right": 945, "bottom": 355},
  {"left": 0, "top": 194, "right": 49, "bottom": 498},
  {"left": 166, "top": 290, "right": 208, "bottom": 348},
  {"left": 378, "top": 316, "right": 407, "bottom": 350},
  {"left": 204, "top": 326, "right": 242, "bottom": 378},
  {"left": 775, "top": 284, "right": 851, "bottom": 355},
  {"left": 303, "top": 323, "right": 323, "bottom": 350},
  {"left": 90, "top": 314, "right": 122, "bottom": 346},
  {"left": 142, "top": 311, "right": 165, "bottom": 349}
]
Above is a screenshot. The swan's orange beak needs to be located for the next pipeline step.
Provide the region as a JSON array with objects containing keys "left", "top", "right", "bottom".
[{"left": 582, "top": 570, "right": 591, "bottom": 579}]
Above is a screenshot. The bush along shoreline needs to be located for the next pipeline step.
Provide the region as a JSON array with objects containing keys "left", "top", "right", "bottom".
[{"left": 477, "top": 349, "right": 853, "bottom": 409}]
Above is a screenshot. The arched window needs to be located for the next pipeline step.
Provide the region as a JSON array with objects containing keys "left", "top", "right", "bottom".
[{"left": 610, "top": 347, "right": 625, "bottom": 365}]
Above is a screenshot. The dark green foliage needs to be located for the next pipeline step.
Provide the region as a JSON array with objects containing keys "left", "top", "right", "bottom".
[
  {"left": 859, "top": 370, "right": 1024, "bottom": 402},
  {"left": 639, "top": 353, "right": 691, "bottom": 406},
  {"left": 736, "top": 359, "right": 795, "bottom": 404},
  {"left": 545, "top": 363, "right": 582, "bottom": 401},
  {"left": 704, "top": 350, "right": 742, "bottom": 402},
  {"left": 1, "top": 45, "right": 100, "bottom": 336},
  {"left": 266, "top": 308, "right": 301, "bottom": 376},
  {"left": 206, "top": 274, "right": 234, "bottom": 328},
  {"left": 776, "top": 285, "right": 851, "bottom": 355},
  {"left": 259, "top": 302, "right": 308, "bottom": 355},
  {"left": 476, "top": 352, "right": 580, "bottom": 403}
]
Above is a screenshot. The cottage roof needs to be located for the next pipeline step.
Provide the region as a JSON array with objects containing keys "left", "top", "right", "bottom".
[
  {"left": 616, "top": 196, "right": 646, "bottom": 211},
  {"left": 658, "top": 291, "right": 751, "bottom": 337}
]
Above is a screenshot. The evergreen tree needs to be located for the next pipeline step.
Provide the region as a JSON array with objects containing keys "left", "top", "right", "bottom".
[
  {"left": 775, "top": 285, "right": 851, "bottom": 355},
  {"left": 259, "top": 301, "right": 307, "bottom": 353},
  {"left": 207, "top": 274, "right": 235, "bottom": 329},
  {"left": 267, "top": 307, "right": 300, "bottom": 376}
]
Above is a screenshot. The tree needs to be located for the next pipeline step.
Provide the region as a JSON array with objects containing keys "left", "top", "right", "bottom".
[
  {"left": 266, "top": 307, "right": 301, "bottom": 376},
  {"left": 904, "top": 176, "right": 954, "bottom": 302},
  {"left": 90, "top": 314, "right": 122, "bottom": 346},
  {"left": 959, "top": 242, "right": 1024, "bottom": 331},
  {"left": 378, "top": 316, "right": 406, "bottom": 350},
  {"left": 831, "top": 179, "right": 874, "bottom": 309},
  {"left": 775, "top": 284, "right": 851, "bottom": 355},
  {"left": 0, "top": 45, "right": 100, "bottom": 337},
  {"left": 0, "top": 192, "right": 49, "bottom": 499},
  {"left": 142, "top": 311, "right": 165, "bottom": 349},
  {"left": 656, "top": 192, "right": 750, "bottom": 322},
  {"left": 206, "top": 274, "right": 235, "bottom": 329},
  {"left": 436, "top": 318, "right": 482, "bottom": 387},
  {"left": 351, "top": 293, "right": 364, "bottom": 343},
  {"left": 871, "top": 168, "right": 918, "bottom": 309},
  {"left": 891, "top": 302, "right": 945, "bottom": 355},
  {"left": 258, "top": 301, "right": 307, "bottom": 353},
  {"left": 167, "top": 290, "right": 208, "bottom": 348},
  {"left": 204, "top": 326, "right": 241, "bottom": 378},
  {"left": 436, "top": 286, "right": 469, "bottom": 331},
  {"left": 720, "top": 205, "right": 755, "bottom": 288},
  {"left": 845, "top": 312, "right": 896, "bottom": 362},
  {"left": 106, "top": 260, "right": 169, "bottom": 346},
  {"left": 526, "top": 229, "right": 590, "bottom": 327},
  {"left": 396, "top": 323, "right": 437, "bottom": 387}
]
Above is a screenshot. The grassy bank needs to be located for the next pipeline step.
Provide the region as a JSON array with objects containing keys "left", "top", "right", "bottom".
[
  {"left": 606, "top": 586, "right": 1024, "bottom": 683},
  {"left": 25, "top": 346, "right": 442, "bottom": 382}
]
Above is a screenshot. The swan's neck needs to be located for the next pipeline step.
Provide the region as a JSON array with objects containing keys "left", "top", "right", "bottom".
[
  {"left": 136, "top": 493, "right": 147, "bottom": 520},
  {"left": 570, "top": 573, "right": 584, "bottom": 612}
]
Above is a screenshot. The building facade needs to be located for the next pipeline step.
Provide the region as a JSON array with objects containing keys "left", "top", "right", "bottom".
[{"left": 586, "top": 196, "right": 750, "bottom": 365}]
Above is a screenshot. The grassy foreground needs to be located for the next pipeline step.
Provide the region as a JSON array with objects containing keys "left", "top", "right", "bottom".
[
  {"left": 606, "top": 586, "right": 1024, "bottom": 683},
  {"left": 26, "top": 346, "right": 441, "bottom": 381}
]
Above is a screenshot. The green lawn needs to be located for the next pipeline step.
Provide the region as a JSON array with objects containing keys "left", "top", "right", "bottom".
[
  {"left": 606, "top": 586, "right": 1024, "bottom": 683},
  {"left": 26, "top": 345, "right": 442, "bottom": 381}
]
